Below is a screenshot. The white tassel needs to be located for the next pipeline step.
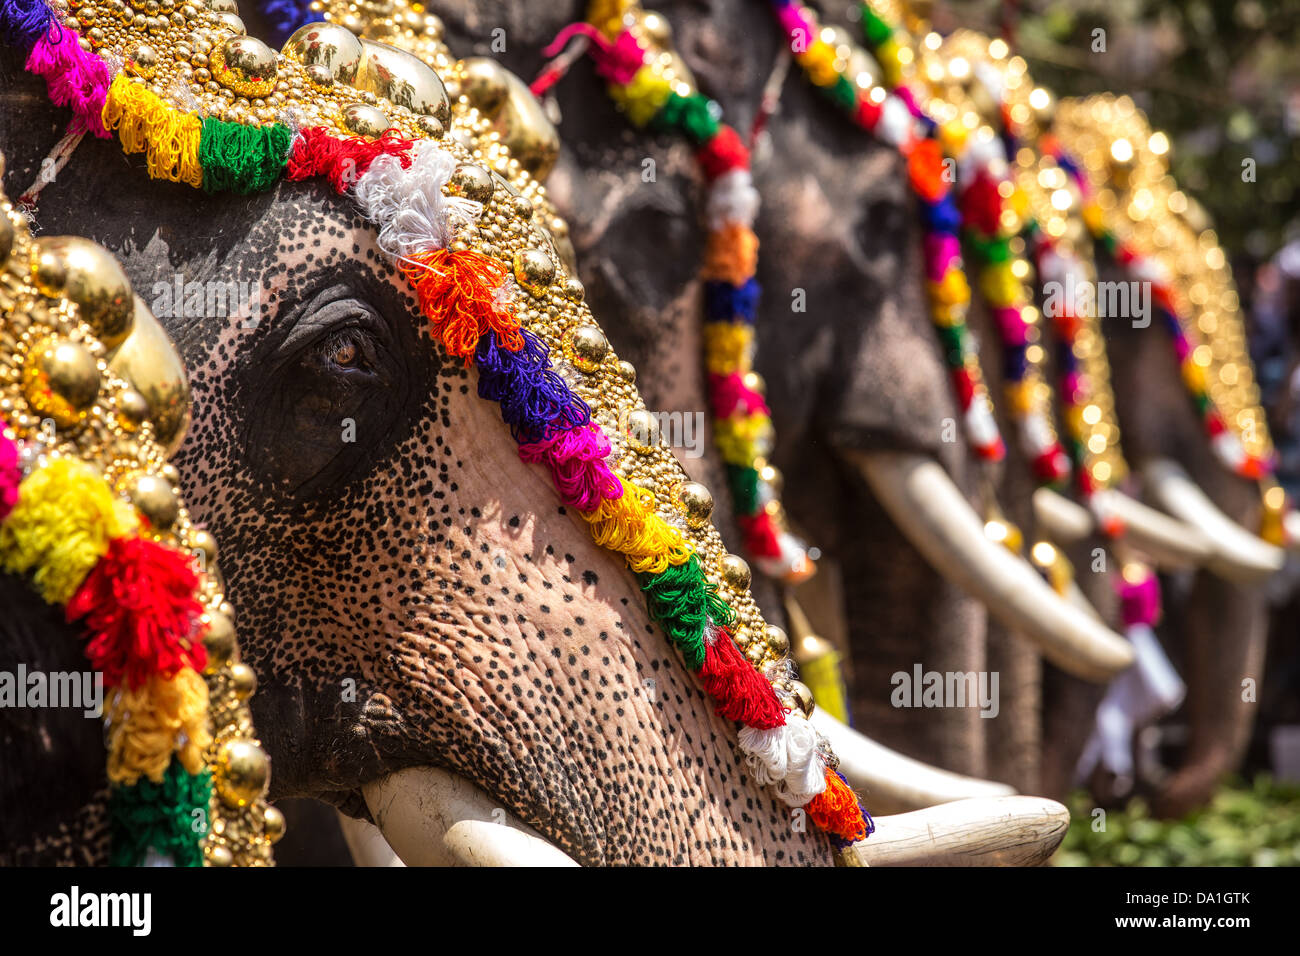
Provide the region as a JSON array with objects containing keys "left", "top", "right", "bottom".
[
  {"left": 706, "top": 169, "right": 760, "bottom": 230},
  {"left": 353, "top": 142, "right": 483, "bottom": 261},
  {"left": 876, "top": 94, "right": 914, "bottom": 147},
  {"left": 738, "top": 713, "right": 827, "bottom": 807}
]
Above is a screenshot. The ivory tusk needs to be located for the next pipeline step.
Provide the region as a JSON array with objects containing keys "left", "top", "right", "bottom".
[
  {"left": 846, "top": 795, "right": 1070, "bottom": 866},
  {"left": 1142, "top": 458, "right": 1284, "bottom": 582},
  {"left": 1033, "top": 487, "right": 1213, "bottom": 570},
  {"left": 851, "top": 451, "right": 1134, "bottom": 682},
  {"left": 363, "top": 766, "right": 580, "bottom": 867},
  {"left": 811, "top": 709, "right": 1015, "bottom": 814},
  {"left": 336, "top": 810, "right": 406, "bottom": 867}
]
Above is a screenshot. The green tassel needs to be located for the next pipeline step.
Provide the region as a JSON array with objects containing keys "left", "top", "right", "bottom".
[
  {"left": 638, "top": 554, "right": 734, "bottom": 670},
  {"left": 826, "top": 74, "right": 859, "bottom": 112},
  {"left": 966, "top": 231, "right": 1013, "bottom": 263},
  {"left": 858, "top": 5, "right": 894, "bottom": 47},
  {"left": 727, "top": 463, "right": 761, "bottom": 515},
  {"left": 109, "top": 760, "right": 212, "bottom": 867},
  {"left": 199, "top": 118, "right": 292, "bottom": 195},
  {"left": 652, "top": 91, "right": 721, "bottom": 145}
]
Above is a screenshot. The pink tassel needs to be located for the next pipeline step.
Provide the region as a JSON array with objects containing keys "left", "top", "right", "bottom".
[
  {"left": 993, "top": 306, "right": 1028, "bottom": 345},
  {"left": 1118, "top": 570, "right": 1161, "bottom": 628},
  {"left": 0, "top": 428, "right": 20, "bottom": 522},
  {"left": 519, "top": 423, "right": 623, "bottom": 513},
  {"left": 26, "top": 27, "right": 110, "bottom": 139},
  {"left": 708, "top": 372, "right": 770, "bottom": 418},
  {"left": 923, "top": 232, "right": 961, "bottom": 281}
]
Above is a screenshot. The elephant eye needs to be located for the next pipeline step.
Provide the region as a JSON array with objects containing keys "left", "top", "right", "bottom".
[{"left": 320, "top": 328, "right": 372, "bottom": 373}]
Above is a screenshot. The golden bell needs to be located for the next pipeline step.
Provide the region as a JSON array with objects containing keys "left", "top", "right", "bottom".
[
  {"left": 282, "top": 21, "right": 364, "bottom": 84},
  {"left": 192, "top": 528, "right": 219, "bottom": 565},
  {"left": 108, "top": 295, "right": 191, "bottom": 457},
  {"left": 229, "top": 662, "right": 258, "bottom": 701},
  {"left": 202, "top": 610, "right": 236, "bottom": 672},
  {"left": 22, "top": 336, "right": 101, "bottom": 429},
  {"left": 121, "top": 471, "right": 181, "bottom": 531},
  {"left": 673, "top": 481, "right": 714, "bottom": 529},
  {"left": 214, "top": 738, "right": 270, "bottom": 808},
  {"left": 565, "top": 325, "right": 608, "bottom": 373},
  {"left": 718, "top": 553, "right": 752, "bottom": 590},
  {"left": 342, "top": 103, "right": 393, "bottom": 138},
  {"left": 212, "top": 35, "right": 278, "bottom": 97},
  {"left": 512, "top": 249, "right": 556, "bottom": 296},
  {"left": 356, "top": 38, "right": 450, "bottom": 123},
  {"left": 30, "top": 236, "right": 134, "bottom": 350},
  {"left": 263, "top": 805, "right": 286, "bottom": 844}
]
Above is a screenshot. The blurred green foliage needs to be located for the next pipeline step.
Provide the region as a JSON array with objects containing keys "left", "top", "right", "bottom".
[
  {"left": 957, "top": 0, "right": 1300, "bottom": 260},
  {"left": 1055, "top": 775, "right": 1300, "bottom": 866}
]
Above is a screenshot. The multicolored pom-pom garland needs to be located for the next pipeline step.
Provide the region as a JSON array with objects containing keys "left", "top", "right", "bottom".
[
  {"left": 531, "top": 11, "right": 817, "bottom": 585},
  {"left": 4, "top": 0, "right": 872, "bottom": 848}
]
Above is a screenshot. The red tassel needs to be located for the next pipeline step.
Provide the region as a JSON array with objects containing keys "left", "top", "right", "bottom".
[
  {"left": 66, "top": 536, "right": 206, "bottom": 690},
  {"left": 697, "top": 126, "right": 750, "bottom": 181},
  {"left": 699, "top": 628, "right": 787, "bottom": 729},
  {"left": 739, "top": 511, "right": 783, "bottom": 559},
  {"left": 807, "top": 768, "right": 871, "bottom": 842},
  {"left": 402, "top": 248, "right": 524, "bottom": 363},
  {"left": 286, "top": 127, "right": 415, "bottom": 194}
]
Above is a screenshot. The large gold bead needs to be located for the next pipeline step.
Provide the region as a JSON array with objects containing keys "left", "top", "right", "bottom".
[
  {"left": 762, "top": 624, "right": 790, "bottom": 656},
  {"left": 673, "top": 481, "right": 714, "bottom": 528},
  {"left": 281, "top": 21, "right": 363, "bottom": 84},
  {"left": 214, "top": 738, "right": 270, "bottom": 808},
  {"left": 212, "top": 34, "right": 277, "bottom": 97},
  {"left": 115, "top": 388, "right": 150, "bottom": 430},
  {"left": 212, "top": 12, "right": 244, "bottom": 34},
  {"left": 122, "top": 471, "right": 181, "bottom": 530},
  {"left": 22, "top": 336, "right": 101, "bottom": 428},
  {"left": 616, "top": 360, "right": 636, "bottom": 384},
  {"left": 202, "top": 610, "right": 236, "bottom": 672},
  {"left": 458, "top": 56, "right": 510, "bottom": 117},
  {"left": 263, "top": 805, "right": 286, "bottom": 843},
  {"left": 206, "top": 844, "right": 234, "bottom": 867},
  {"left": 108, "top": 296, "right": 191, "bottom": 457},
  {"left": 342, "top": 103, "right": 392, "bottom": 138},
  {"left": 30, "top": 236, "right": 134, "bottom": 349},
  {"left": 229, "top": 662, "right": 257, "bottom": 700},
  {"left": 192, "top": 528, "right": 219, "bottom": 566},
  {"left": 562, "top": 276, "right": 585, "bottom": 302},
  {"left": 565, "top": 325, "right": 608, "bottom": 373},
  {"left": 788, "top": 679, "right": 816, "bottom": 718},
  {"left": 446, "top": 163, "right": 493, "bottom": 203},
  {"left": 623, "top": 409, "right": 660, "bottom": 450},
  {"left": 718, "top": 553, "right": 752, "bottom": 590},
  {"left": 512, "top": 249, "right": 555, "bottom": 296},
  {"left": 355, "top": 38, "right": 450, "bottom": 123},
  {"left": 207, "top": 0, "right": 238, "bottom": 12},
  {"left": 0, "top": 209, "right": 13, "bottom": 265},
  {"left": 490, "top": 67, "right": 561, "bottom": 181}
]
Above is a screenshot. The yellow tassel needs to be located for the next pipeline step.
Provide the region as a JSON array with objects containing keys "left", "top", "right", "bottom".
[
  {"left": 611, "top": 66, "right": 673, "bottom": 128},
  {"left": 928, "top": 268, "right": 972, "bottom": 309},
  {"left": 581, "top": 477, "right": 692, "bottom": 574},
  {"left": 979, "top": 261, "right": 1025, "bottom": 308},
  {"left": 105, "top": 668, "right": 211, "bottom": 786},
  {"left": 796, "top": 40, "right": 840, "bottom": 87},
  {"left": 0, "top": 457, "right": 138, "bottom": 605},
  {"left": 713, "top": 413, "right": 772, "bottom": 465},
  {"left": 102, "top": 76, "right": 204, "bottom": 188},
  {"left": 703, "top": 323, "right": 754, "bottom": 375}
]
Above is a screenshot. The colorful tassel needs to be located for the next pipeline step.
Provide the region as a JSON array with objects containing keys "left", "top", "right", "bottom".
[
  {"left": 699, "top": 627, "right": 787, "bottom": 729},
  {"left": 105, "top": 668, "right": 211, "bottom": 786},
  {"left": 198, "top": 118, "right": 292, "bottom": 194},
  {"left": 108, "top": 760, "right": 211, "bottom": 867}
]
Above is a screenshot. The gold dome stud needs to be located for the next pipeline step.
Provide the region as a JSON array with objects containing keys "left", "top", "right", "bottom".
[
  {"left": 762, "top": 624, "right": 790, "bottom": 656},
  {"left": 229, "top": 662, "right": 257, "bottom": 701},
  {"left": 29, "top": 237, "right": 135, "bottom": 350},
  {"left": 107, "top": 296, "right": 191, "bottom": 457},
  {"left": 122, "top": 471, "right": 181, "bottom": 531},
  {"left": 116, "top": 388, "right": 150, "bottom": 430},
  {"left": 718, "top": 553, "right": 752, "bottom": 590},
  {"left": 202, "top": 610, "right": 236, "bottom": 672},
  {"left": 564, "top": 325, "right": 608, "bottom": 373},
  {"left": 355, "top": 38, "right": 450, "bottom": 123},
  {"left": 788, "top": 679, "right": 816, "bottom": 718},
  {"left": 342, "top": 103, "right": 392, "bottom": 138},
  {"left": 0, "top": 210, "right": 13, "bottom": 265},
  {"left": 263, "top": 805, "right": 286, "bottom": 843},
  {"left": 212, "top": 11, "right": 244, "bottom": 34},
  {"left": 673, "top": 481, "right": 714, "bottom": 528},
  {"left": 192, "top": 528, "right": 218, "bottom": 565},
  {"left": 745, "top": 641, "right": 767, "bottom": 665},
  {"left": 214, "top": 738, "right": 270, "bottom": 808},
  {"left": 459, "top": 56, "right": 511, "bottom": 117},
  {"left": 446, "top": 163, "right": 494, "bottom": 204},
  {"left": 562, "top": 276, "right": 585, "bottom": 302},
  {"left": 22, "top": 336, "right": 101, "bottom": 429},
  {"left": 616, "top": 360, "right": 636, "bottom": 384},
  {"left": 623, "top": 409, "right": 660, "bottom": 450},
  {"left": 281, "top": 21, "right": 363, "bottom": 84},
  {"left": 212, "top": 34, "right": 277, "bottom": 97},
  {"left": 512, "top": 249, "right": 555, "bottom": 296},
  {"left": 206, "top": 845, "right": 234, "bottom": 867}
]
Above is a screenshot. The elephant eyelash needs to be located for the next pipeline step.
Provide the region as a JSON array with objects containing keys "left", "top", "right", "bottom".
[{"left": 320, "top": 328, "right": 376, "bottom": 373}]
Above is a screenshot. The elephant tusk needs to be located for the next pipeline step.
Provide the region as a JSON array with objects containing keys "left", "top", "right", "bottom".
[
  {"left": 1033, "top": 487, "right": 1213, "bottom": 570},
  {"left": 845, "top": 795, "right": 1070, "bottom": 866},
  {"left": 363, "top": 766, "right": 580, "bottom": 867},
  {"left": 1142, "top": 458, "right": 1284, "bottom": 583},
  {"left": 336, "top": 811, "right": 406, "bottom": 867},
  {"left": 810, "top": 709, "right": 1015, "bottom": 814},
  {"left": 850, "top": 451, "right": 1134, "bottom": 682}
]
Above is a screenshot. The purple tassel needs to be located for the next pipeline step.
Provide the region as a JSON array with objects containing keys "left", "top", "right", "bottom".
[
  {"left": 474, "top": 329, "right": 591, "bottom": 443},
  {"left": 1, "top": 0, "right": 56, "bottom": 50}
]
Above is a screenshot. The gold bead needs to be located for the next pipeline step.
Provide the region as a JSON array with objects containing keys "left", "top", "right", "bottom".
[
  {"left": 342, "top": 103, "right": 392, "bottom": 138},
  {"left": 206, "top": 844, "right": 234, "bottom": 867},
  {"left": 446, "top": 162, "right": 493, "bottom": 203},
  {"left": 623, "top": 409, "right": 660, "bottom": 450},
  {"left": 212, "top": 34, "right": 277, "bottom": 97},
  {"left": 565, "top": 325, "right": 608, "bottom": 373},
  {"left": 263, "top": 805, "right": 286, "bottom": 843},
  {"left": 22, "top": 336, "right": 101, "bottom": 428},
  {"left": 763, "top": 624, "right": 789, "bottom": 655},
  {"left": 122, "top": 471, "right": 180, "bottom": 530},
  {"left": 355, "top": 38, "right": 450, "bottom": 123},
  {"left": 673, "top": 481, "right": 713, "bottom": 528},
  {"left": 512, "top": 249, "right": 555, "bottom": 296},
  {"left": 107, "top": 296, "right": 191, "bottom": 457},
  {"left": 126, "top": 43, "right": 157, "bottom": 77},
  {"left": 0, "top": 210, "right": 13, "bottom": 265},
  {"left": 160, "top": 462, "right": 181, "bottom": 486},
  {"left": 788, "top": 679, "right": 816, "bottom": 717},
  {"left": 459, "top": 56, "right": 510, "bottom": 117},
  {"left": 416, "top": 115, "right": 444, "bottom": 138},
  {"left": 229, "top": 662, "right": 257, "bottom": 700},
  {"left": 30, "top": 236, "right": 135, "bottom": 349},
  {"left": 116, "top": 387, "right": 149, "bottom": 429},
  {"left": 192, "top": 528, "right": 218, "bottom": 565},
  {"left": 202, "top": 610, "right": 236, "bottom": 671},
  {"left": 616, "top": 360, "right": 636, "bottom": 384},
  {"left": 212, "top": 11, "right": 244, "bottom": 34},
  {"left": 281, "top": 21, "right": 362, "bottom": 84},
  {"left": 562, "top": 276, "right": 585, "bottom": 302},
  {"left": 744, "top": 641, "right": 766, "bottom": 665},
  {"left": 214, "top": 738, "right": 270, "bottom": 808},
  {"left": 718, "top": 553, "right": 752, "bottom": 590}
]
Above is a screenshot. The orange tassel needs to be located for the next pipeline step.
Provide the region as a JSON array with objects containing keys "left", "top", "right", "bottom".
[
  {"left": 807, "top": 767, "right": 871, "bottom": 843},
  {"left": 701, "top": 224, "right": 759, "bottom": 286},
  {"left": 401, "top": 248, "right": 523, "bottom": 363}
]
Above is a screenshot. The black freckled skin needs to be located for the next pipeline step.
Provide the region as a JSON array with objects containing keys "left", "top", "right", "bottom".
[{"left": 0, "top": 45, "right": 832, "bottom": 866}]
